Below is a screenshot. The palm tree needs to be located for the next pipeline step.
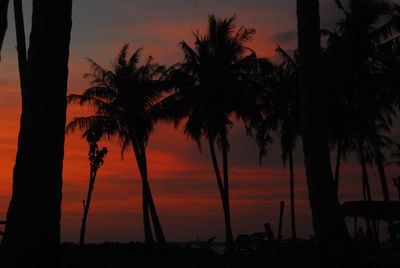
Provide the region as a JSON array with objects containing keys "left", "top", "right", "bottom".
[
  {"left": 250, "top": 46, "right": 300, "bottom": 244},
  {"left": 67, "top": 45, "right": 168, "bottom": 245},
  {"left": 1, "top": 1, "right": 72, "bottom": 266},
  {"left": 79, "top": 128, "right": 107, "bottom": 247},
  {"left": 297, "top": 0, "right": 352, "bottom": 261},
  {"left": 324, "top": 0, "right": 399, "bottom": 200},
  {"left": 161, "top": 15, "right": 268, "bottom": 254},
  {"left": 322, "top": 0, "right": 400, "bottom": 241}
]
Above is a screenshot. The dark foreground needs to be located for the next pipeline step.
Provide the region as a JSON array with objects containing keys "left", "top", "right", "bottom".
[{"left": 60, "top": 240, "right": 400, "bottom": 268}]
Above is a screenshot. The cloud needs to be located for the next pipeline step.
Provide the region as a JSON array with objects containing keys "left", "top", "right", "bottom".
[{"left": 273, "top": 29, "right": 297, "bottom": 45}]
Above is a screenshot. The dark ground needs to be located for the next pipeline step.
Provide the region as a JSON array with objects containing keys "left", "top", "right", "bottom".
[{"left": 60, "top": 239, "right": 400, "bottom": 268}]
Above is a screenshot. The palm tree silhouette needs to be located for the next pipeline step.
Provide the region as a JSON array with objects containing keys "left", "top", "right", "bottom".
[
  {"left": 323, "top": 0, "right": 400, "bottom": 241},
  {"left": 160, "top": 15, "right": 267, "bottom": 254},
  {"left": 67, "top": 45, "right": 168, "bottom": 245},
  {"left": 79, "top": 128, "right": 107, "bottom": 247},
  {"left": 250, "top": 46, "right": 300, "bottom": 245}
]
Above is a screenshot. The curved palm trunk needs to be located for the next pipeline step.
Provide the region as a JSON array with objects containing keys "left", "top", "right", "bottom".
[
  {"left": 131, "top": 137, "right": 166, "bottom": 245},
  {"left": 142, "top": 182, "right": 154, "bottom": 244},
  {"left": 131, "top": 139, "right": 154, "bottom": 244},
  {"left": 208, "top": 136, "right": 234, "bottom": 254},
  {"left": 138, "top": 140, "right": 166, "bottom": 245},
  {"left": 1, "top": 1, "right": 72, "bottom": 266},
  {"left": 79, "top": 167, "right": 98, "bottom": 246},
  {"left": 297, "top": 0, "right": 351, "bottom": 261},
  {"left": 288, "top": 149, "right": 297, "bottom": 244}
]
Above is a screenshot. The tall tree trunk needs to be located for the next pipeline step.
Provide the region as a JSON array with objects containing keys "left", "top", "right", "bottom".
[
  {"left": 142, "top": 180, "right": 154, "bottom": 244},
  {"left": 221, "top": 138, "right": 234, "bottom": 253},
  {"left": 1, "top": 1, "right": 72, "bottom": 266},
  {"left": 357, "top": 139, "right": 372, "bottom": 202},
  {"left": 288, "top": 149, "right": 297, "bottom": 244},
  {"left": 79, "top": 167, "right": 98, "bottom": 247},
  {"left": 131, "top": 136, "right": 166, "bottom": 245},
  {"left": 208, "top": 136, "right": 234, "bottom": 254},
  {"left": 297, "top": 0, "right": 351, "bottom": 261},
  {"left": 0, "top": 0, "right": 9, "bottom": 60},
  {"left": 14, "top": 0, "right": 27, "bottom": 90},
  {"left": 372, "top": 135, "right": 390, "bottom": 202},
  {"left": 138, "top": 140, "right": 166, "bottom": 245},
  {"left": 131, "top": 139, "right": 154, "bottom": 245},
  {"left": 357, "top": 138, "right": 377, "bottom": 242},
  {"left": 371, "top": 131, "right": 396, "bottom": 242}
]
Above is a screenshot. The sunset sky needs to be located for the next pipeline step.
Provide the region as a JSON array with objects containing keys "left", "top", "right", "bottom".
[{"left": 0, "top": 0, "right": 399, "bottom": 243}]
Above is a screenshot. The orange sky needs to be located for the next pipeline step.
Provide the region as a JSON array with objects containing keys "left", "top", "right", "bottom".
[{"left": 0, "top": 0, "right": 399, "bottom": 243}]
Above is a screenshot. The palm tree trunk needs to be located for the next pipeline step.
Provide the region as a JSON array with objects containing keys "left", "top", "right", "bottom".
[
  {"left": 371, "top": 136, "right": 390, "bottom": 202},
  {"left": 334, "top": 140, "right": 342, "bottom": 197},
  {"left": 208, "top": 136, "right": 234, "bottom": 254},
  {"left": 297, "top": 0, "right": 351, "bottom": 261},
  {"left": 79, "top": 167, "right": 98, "bottom": 247},
  {"left": 357, "top": 139, "right": 372, "bottom": 201},
  {"left": 0, "top": 1, "right": 72, "bottom": 266},
  {"left": 144, "top": 177, "right": 166, "bottom": 245},
  {"left": 357, "top": 138, "right": 378, "bottom": 242},
  {"left": 142, "top": 181, "right": 154, "bottom": 245},
  {"left": 130, "top": 136, "right": 166, "bottom": 245},
  {"left": 14, "top": 0, "right": 27, "bottom": 91},
  {"left": 288, "top": 149, "right": 297, "bottom": 244},
  {"left": 221, "top": 138, "right": 234, "bottom": 253},
  {"left": 137, "top": 140, "right": 166, "bottom": 245},
  {"left": 371, "top": 132, "right": 396, "bottom": 242},
  {"left": 131, "top": 138, "right": 154, "bottom": 245},
  {"left": 0, "top": 0, "right": 9, "bottom": 57}
]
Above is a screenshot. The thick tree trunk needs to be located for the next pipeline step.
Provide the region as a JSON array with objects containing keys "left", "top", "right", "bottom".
[
  {"left": 297, "top": 0, "right": 351, "bottom": 261},
  {"left": 288, "top": 149, "right": 297, "bottom": 244},
  {"left": 79, "top": 168, "right": 97, "bottom": 247},
  {"left": 0, "top": 0, "right": 9, "bottom": 58},
  {"left": 1, "top": 1, "right": 72, "bottom": 266},
  {"left": 208, "top": 137, "right": 234, "bottom": 254}
]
